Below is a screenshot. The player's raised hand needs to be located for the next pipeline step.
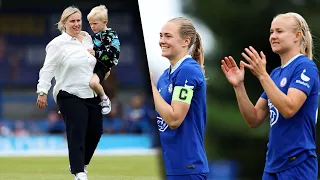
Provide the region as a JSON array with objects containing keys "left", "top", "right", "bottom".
[
  {"left": 241, "top": 46, "right": 267, "bottom": 80},
  {"left": 221, "top": 56, "right": 245, "bottom": 87}
]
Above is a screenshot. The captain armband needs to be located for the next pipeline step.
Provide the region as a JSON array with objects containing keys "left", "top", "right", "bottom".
[{"left": 172, "top": 86, "right": 194, "bottom": 104}]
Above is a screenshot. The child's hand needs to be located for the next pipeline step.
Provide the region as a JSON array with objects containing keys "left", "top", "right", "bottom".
[{"left": 87, "top": 48, "right": 95, "bottom": 56}]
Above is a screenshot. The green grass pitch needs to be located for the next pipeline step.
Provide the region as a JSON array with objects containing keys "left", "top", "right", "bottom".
[{"left": 0, "top": 155, "right": 163, "bottom": 180}]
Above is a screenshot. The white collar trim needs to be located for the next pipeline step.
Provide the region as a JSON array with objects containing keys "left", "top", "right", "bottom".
[
  {"left": 170, "top": 55, "right": 191, "bottom": 74},
  {"left": 282, "top": 54, "right": 303, "bottom": 68}
]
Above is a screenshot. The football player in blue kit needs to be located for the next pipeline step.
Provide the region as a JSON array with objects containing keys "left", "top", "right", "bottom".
[
  {"left": 150, "top": 17, "right": 209, "bottom": 180},
  {"left": 221, "top": 12, "right": 318, "bottom": 179}
]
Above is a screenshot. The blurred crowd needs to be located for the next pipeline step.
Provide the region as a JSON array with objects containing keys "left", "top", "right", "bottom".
[{"left": 0, "top": 94, "right": 157, "bottom": 135}]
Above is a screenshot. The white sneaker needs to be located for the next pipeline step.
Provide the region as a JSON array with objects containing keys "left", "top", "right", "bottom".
[
  {"left": 69, "top": 165, "right": 88, "bottom": 174},
  {"left": 74, "top": 172, "right": 87, "bottom": 180},
  {"left": 100, "top": 98, "right": 111, "bottom": 115}
]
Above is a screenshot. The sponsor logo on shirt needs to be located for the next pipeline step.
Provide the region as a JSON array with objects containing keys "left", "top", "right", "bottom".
[
  {"left": 268, "top": 99, "right": 279, "bottom": 127},
  {"left": 157, "top": 116, "right": 168, "bottom": 132},
  {"left": 295, "top": 69, "right": 311, "bottom": 88},
  {"left": 184, "top": 79, "right": 194, "bottom": 89},
  {"left": 300, "top": 69, "right": 310, "bottom": 81}
]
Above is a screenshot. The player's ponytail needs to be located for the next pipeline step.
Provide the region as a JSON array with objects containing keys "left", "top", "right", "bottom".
[
  {"left": 302, "top": 27, "right": 313, "bottom": 60},
  {"left": 191, "top": 32, "right": 205, "bottom": 74}
]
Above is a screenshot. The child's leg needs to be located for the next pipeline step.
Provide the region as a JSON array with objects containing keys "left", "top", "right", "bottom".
[
  {"left": 89, "top": 73, "right": 111, "bottom": 115},
  {"left": 89, "top": 73, "right": 108, "bottom": 100}
]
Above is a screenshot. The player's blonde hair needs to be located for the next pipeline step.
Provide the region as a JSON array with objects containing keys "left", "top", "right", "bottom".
[
  {"left": 57, "top": 6, "right": 82, "bottom": 33},
  {"left": 87, "top": 5, "right": 108, "bottom": 22},
  {"left": 275, "top": 12, "right": 313, "bottom": 60},
  {"left": 168, "top": 17, "right": 205, "bottom": 74}
]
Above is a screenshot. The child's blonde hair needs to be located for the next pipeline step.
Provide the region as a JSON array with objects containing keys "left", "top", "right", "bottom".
[{"left": 87, "top": 5, "right": 108, "bottom": 22}]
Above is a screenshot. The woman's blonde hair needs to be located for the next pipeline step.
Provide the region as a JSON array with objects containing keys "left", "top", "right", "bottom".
[
  {"left": 57, "top": 6, "right": 82, "bottom": 33},
  {"left": 275, "top": 12, "right": 313, "bottom": 60}
]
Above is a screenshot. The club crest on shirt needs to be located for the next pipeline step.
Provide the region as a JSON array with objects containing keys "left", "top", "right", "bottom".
[
  {"left": 268, "top": 99, "right": 279, "bottom": 127},
  {"left": 168, "top": 83, "right": 173, "bottom": 94},
  {"left": 157, "top": 116, "right": 168, "bottom": 132},
  {"left": 280, "top": 77, "right": 287, "bottom": 87}
]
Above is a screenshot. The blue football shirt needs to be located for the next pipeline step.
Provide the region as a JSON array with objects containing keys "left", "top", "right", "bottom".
[
  {"left": 156, "top": 55, "right": 209, "bottom": 175},
  {"left": 261, "top": 54, "right": 319, "bottom": 173}
]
